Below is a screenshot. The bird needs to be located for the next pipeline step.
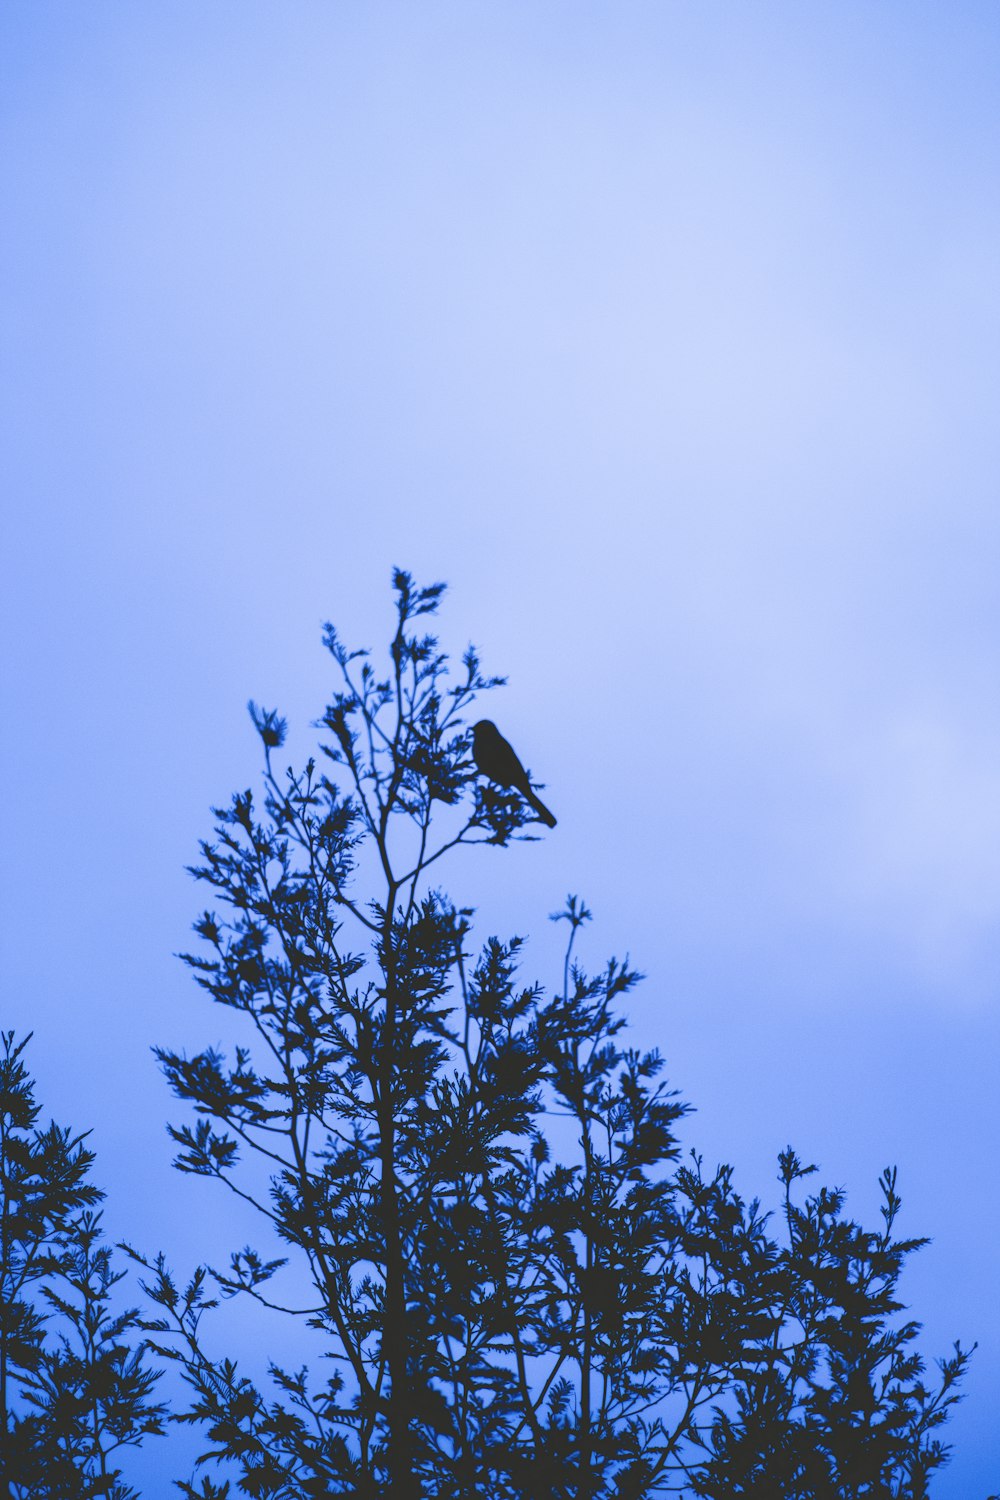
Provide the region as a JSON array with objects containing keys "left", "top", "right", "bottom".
[{"left": 471, "top": 719, "right": 557, "bottom": 828}]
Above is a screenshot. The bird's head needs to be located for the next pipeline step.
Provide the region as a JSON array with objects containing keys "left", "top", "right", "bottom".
[{"left": 472, "top": 719, "right": 496, "bottom": 738}]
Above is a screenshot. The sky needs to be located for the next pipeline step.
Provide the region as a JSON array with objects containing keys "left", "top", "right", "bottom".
[{"left": 2, "top": 2, "right": 999, "bottom": 1492}]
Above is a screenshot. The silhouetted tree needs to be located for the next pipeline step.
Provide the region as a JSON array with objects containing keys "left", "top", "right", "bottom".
[
  {"left": 129, "top": 570, "right": 972, "bottom": 1498},
  {"left": 0, "top": 1032, "right": 165, "bottom": 1499}
]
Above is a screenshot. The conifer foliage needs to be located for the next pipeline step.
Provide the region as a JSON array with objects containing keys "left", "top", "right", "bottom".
[{"left": 121, "top": 571, "right": 970, "bottom": 1498}]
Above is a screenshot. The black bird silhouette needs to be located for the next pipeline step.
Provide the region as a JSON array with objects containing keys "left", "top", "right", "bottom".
[{"left": 471, "top": 720, "right": 557, "bottom": 828}]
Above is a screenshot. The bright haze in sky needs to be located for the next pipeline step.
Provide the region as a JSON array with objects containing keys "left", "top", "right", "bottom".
[{"left": 2, "top": 4, "right": 999, "bottom": 1495}]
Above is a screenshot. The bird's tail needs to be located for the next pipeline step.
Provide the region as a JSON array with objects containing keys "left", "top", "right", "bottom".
[{"left": 528, "top": 791, "right": 557, "bottom": 828}]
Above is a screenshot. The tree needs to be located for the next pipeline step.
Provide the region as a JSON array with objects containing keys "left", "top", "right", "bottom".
[
  {"left": 130, "top": 569, "right": 972, "bottom": 1498},
  {"left": 0, "top": 1032, "right": 165, "bottom": 1499}
]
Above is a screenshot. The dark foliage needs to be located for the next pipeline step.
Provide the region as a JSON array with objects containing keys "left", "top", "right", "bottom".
[
  {"left": 129, "top": 570, "right": 972, "bottom": 1498},
  {"left": 0, "top": 1033, "right": 165, "bottom": 1499}
]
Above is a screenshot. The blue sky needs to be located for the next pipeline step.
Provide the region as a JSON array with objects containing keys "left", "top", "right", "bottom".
[{"left": 2, "top": 4, "right": 999, "bottom": 1493}]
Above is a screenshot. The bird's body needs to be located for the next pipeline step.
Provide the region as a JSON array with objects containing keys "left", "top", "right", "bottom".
[{"left": 471, "top": 719, "right": 557, "bottom": 827}]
